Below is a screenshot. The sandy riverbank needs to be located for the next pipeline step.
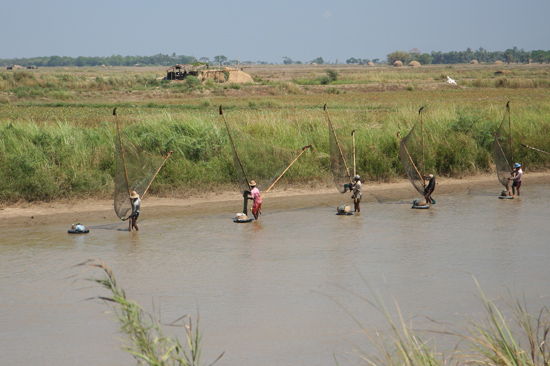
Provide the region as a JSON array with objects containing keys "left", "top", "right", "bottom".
[{"left": 1, "top": 172, "right": 548, "bottom": 228}]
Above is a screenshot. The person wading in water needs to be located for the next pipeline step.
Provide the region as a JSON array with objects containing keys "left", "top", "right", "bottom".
[
  {"left": 128, "top": 191, "right": 140, "bottom": 231},
  {"left": 508, "top": 163, "right": 523, "bottom": 196},
  {"left": 351, "top": 175, "right": 362, "bottom": 212},
  {"left": 247, "top": 181, "right": 262, "bottom": 220},
  {"left": 423, "top": 174, "right": 436, "bottom": 204}
]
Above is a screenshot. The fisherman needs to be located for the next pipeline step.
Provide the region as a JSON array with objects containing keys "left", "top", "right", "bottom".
[
  {"left": 247, "top": 180, "right": 262, "bottom": 220},
  {"left": 508, "top": 163, "right": 523, "bottom": 196},
  {"left": 351, "top": 175, "right": 362, "bottom": 212},
  {"left": 423, "top": 174, "right": 436, "bottom": 204},
  {"left": 128, "top": 190, "right": 140, "bottom": 231}
]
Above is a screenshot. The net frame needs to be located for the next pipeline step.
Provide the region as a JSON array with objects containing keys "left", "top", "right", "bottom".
[
  {"left": 326, "top": 105, "right": 353, "bottom": 193},
  {"left": 398, "top": 110, "right": 426, "bottom": 196},
  {"left": 114, "top": 111, "right": 171, "bottom": 219},
  {"left": 493, "top": 102, "right": 513, "bottom": 188},
  {"left": 220, "top": 106, "right": 309, "bottom": 195}
]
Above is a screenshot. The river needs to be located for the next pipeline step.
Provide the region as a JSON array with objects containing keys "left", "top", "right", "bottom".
[{"left": 1, "top": 184, "right": 549, "bottom": 366}]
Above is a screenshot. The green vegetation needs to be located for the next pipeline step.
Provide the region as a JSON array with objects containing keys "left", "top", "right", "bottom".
[
  {"left": 82, "top": 259, "right": 223, "bottom": 366},
  {"left": 387, "top": 47, "right": 550, "bottom": 65},
  {"left": 85, "top": 259, "right": 550, "bottom": 366},
  {"left": 0, "top": 64, "right": 550, "bottom": 203},
  {"left": 338, "top": 279, "right": 550, "bottom": 365},
  {"left": 2, "top": 47, "right": 549, "bottom": 68},
  {"left": 0, "top": 54, "right": 198, "bottom": 68}
]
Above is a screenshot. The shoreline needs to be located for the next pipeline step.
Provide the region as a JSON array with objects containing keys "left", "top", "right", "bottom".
[{"left": 1, "top": 172, "right": 548, "bottom": 228}]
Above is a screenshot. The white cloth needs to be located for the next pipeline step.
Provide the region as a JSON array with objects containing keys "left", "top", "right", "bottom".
[
  {"left": 511, "top": 168, "right": 523, "bottom": 182},
  {"left": 353, "top": 180, "right": 362, "bottom": 194}
]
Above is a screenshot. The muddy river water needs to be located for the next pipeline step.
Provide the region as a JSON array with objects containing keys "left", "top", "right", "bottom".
[{"left": 1, "top": 185, "right": 549, "bottom": 366}]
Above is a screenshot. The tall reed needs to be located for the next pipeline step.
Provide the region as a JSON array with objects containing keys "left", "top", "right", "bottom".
[
  {"left": 80, "top": 259, "right": 224, "bottom": 366},
  {"left": 333, "top": 277, "right": 550, "bottom": 366}
]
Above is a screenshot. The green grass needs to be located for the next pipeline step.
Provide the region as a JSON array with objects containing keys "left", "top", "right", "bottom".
[
  {"left": 1, "top": 98, "right": 550, "bottom": 202},
  {"left": 81, "top": 260, "right": 550, "bottom": 366},
  {"left": 333, "top": 277, "right": 550, "bottom": 366},
  {"left": 1, "top": 64, "right": 550, "bottom": 202},
  {"left": 80, "top": 259, "right": 224, "bottom": 366}
]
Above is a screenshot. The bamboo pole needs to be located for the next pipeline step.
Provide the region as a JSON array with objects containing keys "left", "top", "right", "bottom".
[
  {"left": 507, "top": 101, "right": 513, "bottom": 164},
  {"left": 521, "top": 143, "right": 550, "bottom": 156},
  {"left": 324, "top": 104, "right": 353, "bottom": 184},
  {"left": 419, "top": 106, "right": 426, "bottom": 177},
  {"left": 219, "top": 105, "right": 251, "bottom": 192},
  {"left": 351, "top": 130, "right": 356, "bottom": 177},
  {"left": 397, "top": 132, "right": 425, "bottom": 190},
  {"left": 261, "top": 145, "right": 311, "bottom": 198},
  {"left": 141, "top": 151, "right": 172, "bottom": 200},
  {"left": 114, "top": 108, "right": 131, "bottom": 197}
]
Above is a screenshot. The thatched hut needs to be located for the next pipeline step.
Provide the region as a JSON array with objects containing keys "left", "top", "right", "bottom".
[
  {"left": 393, "top": 60, "right": 403, "bottom": 67},
  {"left": 408, "top": 61, "right": 421, "bottom": 67},
  {"left": 494, "top": 60, "right": 503, "bottom": 65},
  {"left": 470, "top": 60, "right": 478, "bottom": 64}
]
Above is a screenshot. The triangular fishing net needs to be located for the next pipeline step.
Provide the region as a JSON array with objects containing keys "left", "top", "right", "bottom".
[
  {"left": 328, "top": 117, "right": 353, "bottom": 193},
  {"left": 494, "top": 103, "right": 513, "bottom": 188},
  {"left": 114, "top": 122, "right": 170, "bottom": 220},
  {"left": 399, "top": 119, "right": 426, "bottom": 196}
]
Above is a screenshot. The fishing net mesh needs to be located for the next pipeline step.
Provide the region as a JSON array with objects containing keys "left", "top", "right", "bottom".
[
  {"left": 494, "top": 106, "right": 512, "bottom": 188},
  {"left": 114, "top": 124, "right": 168, "bottom": 219},
  {"left": 399, "top": 121, "right": 426, "bottom": 196},
  {"left": 328, "top": 121, "right": 353, "bottom": 193}
]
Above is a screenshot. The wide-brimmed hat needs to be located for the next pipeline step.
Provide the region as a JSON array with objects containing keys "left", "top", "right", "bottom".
[
  {"left": 130, "top": 191, "right": 139, "bottom": 199},
  {"left": 249, "top": 180, "right": 257, "bottom": 187},
  {"left": 428, "top": 174, "right": 434, "bottom": 178},
  {"left": 514, "top": 163, "right": 521, "bottom": 168}
]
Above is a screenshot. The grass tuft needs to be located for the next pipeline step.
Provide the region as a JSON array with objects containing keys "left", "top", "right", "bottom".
[
  {"left": 332, "top": 276, "right": 550, "bottom": 366},
  {"left": 79, "top": 259, "right": 224, "bottom": 366}
]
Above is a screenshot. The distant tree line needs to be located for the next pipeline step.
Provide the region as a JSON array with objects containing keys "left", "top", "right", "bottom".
[
  {"left": 386, "top": 47, "right": 550, "bottom": 65},
  {"left": 2, "top": 48, "right": 550, "bottom": 68},
  {"left": 0, "top": 53, "right": 198, "bottom": 67}
]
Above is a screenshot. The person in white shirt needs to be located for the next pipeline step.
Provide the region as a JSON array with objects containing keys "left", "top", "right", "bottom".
[
  {"left": 508, "top": 163, "right": 523, "bottom": 196},
  {"left": 128, "top": 191, "right": 141, "bottom": 231}
]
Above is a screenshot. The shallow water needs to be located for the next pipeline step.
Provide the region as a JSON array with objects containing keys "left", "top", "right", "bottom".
[{"left": 1, "top": 185, "right": 549, "bottom": 366}]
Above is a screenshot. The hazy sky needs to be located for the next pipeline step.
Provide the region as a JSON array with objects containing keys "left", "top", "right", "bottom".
[{"left": 1, "top": 0, "right": 549, "bottom": 63}]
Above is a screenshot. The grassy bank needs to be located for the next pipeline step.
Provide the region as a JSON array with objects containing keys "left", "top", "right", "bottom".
[{"left": 1, "top": 65, "right": 550, "bottom": 202}]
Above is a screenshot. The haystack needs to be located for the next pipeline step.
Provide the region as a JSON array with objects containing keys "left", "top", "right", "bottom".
[
  {"left": 367, "top": 62, "right": 374, "bottom": 66},
  {"left": 196, "top": 67, "right": 253, "bottom": 84},
  {"left": 470, "top": 60, "right": 478, "bottom": 64},
  {"left": 494, "top": 60, "right": 503, "bottom": 65},
  {"left": 408, "top": 60, "right": 421, "bottom": 67},
  {"left": 225, "top": 68, "right": 253, "bottom": 83},
  {"left": 393, "top": 60, "right": 403, "bottom": 67},
  {"left": 312, "top": 62, "right": 318, "bottom": 66}
]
